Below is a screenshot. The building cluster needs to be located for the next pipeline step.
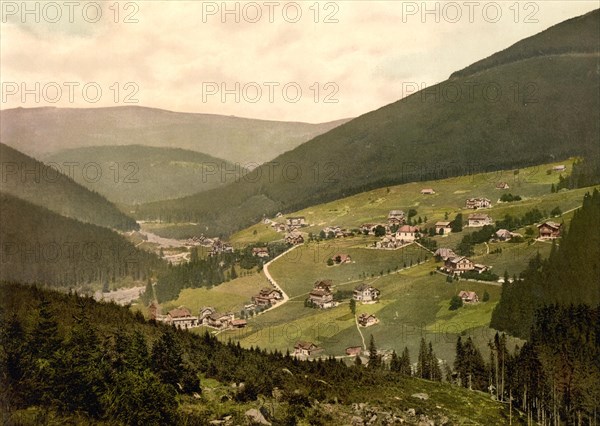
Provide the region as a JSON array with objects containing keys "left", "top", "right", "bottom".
[
  {"left": 435, "top": 248, "right": 490, "bottom": 275},
  {"left": 465, "top": 197, "right": 492, "bottom": 209},
  {"left": 321, "top": 225, "right": 353, "bottom": 238},
  {"left": 151, "top": 304, "right": 247, "bottom": 330}
]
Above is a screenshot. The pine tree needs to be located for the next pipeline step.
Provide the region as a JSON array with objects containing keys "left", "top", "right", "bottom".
[
  {"left": 417, "top": 337, "right": 429, "bottom": 379},
  {"left": 399, "top": 346, "right": 412, "bottom": 376},
  {"left": 390, "top": 350, "right": 400, "bottom": 372},
  {"left": 368, "top": 335, "right": 381, "bottom": 369},
  {"left": 349, "top": 298, "right": 356, "bottom": 315}
]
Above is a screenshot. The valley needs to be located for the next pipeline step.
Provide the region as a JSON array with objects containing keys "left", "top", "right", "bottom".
[{"left": 1, "top": 7, "right": 599, "bottom": 425}]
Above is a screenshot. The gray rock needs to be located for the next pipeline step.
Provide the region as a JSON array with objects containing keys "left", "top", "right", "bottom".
[
  {"left": 407, "top": 408, "right": 416, "bottom": 417},
  {"left": 351, "top": 415, "right": 365, "bottom": 426},
  {"left": 411, "top": 393, "right": 429, "bottom": 400},
  {"left": 245, "top": 408, "right": 271, "bottom": 425}
]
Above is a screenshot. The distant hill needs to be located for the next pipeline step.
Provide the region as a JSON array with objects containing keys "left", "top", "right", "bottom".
[
  {"left": 44, "top": 145, "right": 248, "bottom": 204},
  {"left": 0, "top": 193, "right": 162, "bottom": 289},
  {"left": 135, "top": 9, "right": 600, "bottom": 237},
  {"left": 0, "top": 143, "right": 138, "bottom": 231},
  {"left": 0, "top": 106, "right": 351, "bottom": 165}
]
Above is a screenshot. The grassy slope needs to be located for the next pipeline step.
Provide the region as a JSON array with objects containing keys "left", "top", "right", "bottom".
[
  {"left": 135, "top": 10, "right": 600, "bottom": 236},
  {"left": 0, "top": 143, "right": 138, "bottom": 231},
  {"left": 230, "top": 159, "right": 583, "bottom": 246},
  {"left": 148, "top": 161, "right": 593, "bottom": 363},
  {"left": 0, "top": 106, "right": 350, "bottom": 165},
  {"left": 43, "top": 145, "right": 248, "bottom": 205}
]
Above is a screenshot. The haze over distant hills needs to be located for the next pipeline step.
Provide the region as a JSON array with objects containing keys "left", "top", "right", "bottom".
[
  {"left": 0, "top": 106, "right": 351, "bottom": 165},
  {"left": 136, "top": 9, "right": 600, "bottom": 237},
  {"left": 44, "top": 145, "right": 247, "bottom": 205}
]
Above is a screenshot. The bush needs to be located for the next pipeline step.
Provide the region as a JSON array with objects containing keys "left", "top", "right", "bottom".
[{"left": 449, "top": 295, "right": 463, "bottom": 310}]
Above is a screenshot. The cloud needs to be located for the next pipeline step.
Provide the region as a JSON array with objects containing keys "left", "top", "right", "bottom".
[{"left": 1, "top": 1, "right": 597, "bottom": 122}]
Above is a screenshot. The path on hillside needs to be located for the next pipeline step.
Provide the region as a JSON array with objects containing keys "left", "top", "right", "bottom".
[
  {"left": 258, "top": 244, "right": 302, "bottom": 315},
  {"left": 355, "top": 314, "right": 367, "bottom": 350}
]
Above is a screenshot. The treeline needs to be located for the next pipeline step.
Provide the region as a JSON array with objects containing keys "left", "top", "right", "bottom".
[
  {"left": 0, "top": 282, "right": 488, "bottom": 425},
  {"left": 450, "top": 306, "right": 599, "bottom": 425},
  {"left": 555, "top": 157, "right": 600, "bottom": 191},
  {"left": 154, "top": 243, "right": 290, "bottom": 303},
  {"left": 491, "top": 190, "right": 600, "bottom": 337},
  {"left": 0, "top": 194, "right": 162, "bottom": 291}
]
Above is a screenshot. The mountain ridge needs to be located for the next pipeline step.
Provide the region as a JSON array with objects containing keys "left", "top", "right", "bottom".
[{"left": 134, "top": 9, "right": 600, "bottom": 237}]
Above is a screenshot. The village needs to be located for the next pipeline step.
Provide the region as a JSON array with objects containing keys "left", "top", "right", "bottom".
[{"left": 144, "top": 175, "right": 567, "bottom": 361}]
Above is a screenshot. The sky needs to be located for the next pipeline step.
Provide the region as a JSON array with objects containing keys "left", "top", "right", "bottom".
[{"left": 0, "top": 1, "right": 597, "bottom": 122}]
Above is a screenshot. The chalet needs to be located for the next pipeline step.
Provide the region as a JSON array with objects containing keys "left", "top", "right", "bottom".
[
  {"left": 473, "top": 264, "right": 490, "bottom": 274},
  {"left": 466, "top": 198, "right": 492, "bottom": 209},
  {"left": 272, "top": 223, "right": 287, "bottom": 233},
  {"left": 388, "top": 210, "right": 406, "bottom": 225},
  {"left": 458, "top": 291, "right": 479, "bottom": 304},
  {"left": 435, "top": 221, "right": 452, "bottom": 235},
  {"left": 495, "top": 182, "right": 510, "bottom": 190},
  {"left": 208, "top": 239, "right": 234, "bottom": 256},
  {"left": 537, "top": 221, "right": 562, "bottom": 239},
  {"left": 293, "top": 341, "right": 321, "bottom": 357},
  {"left": 199, "top": 306, "right": 216, "bottom": 323},
  {"left": 231, "top": 319, "right": 247, "bottom": 328},
  {"left": 353, "top": 283, "right": 380, "bottom": 303},
  {"left": 552, "top": 165, "right": 566, "bottom": 172},
  {"left": 467, "top": 213, "right": 493, "bottom": 227},
  {"left": 375, "top": 235, "right": 398, "bottom": 249},
  {"left": 286, "top": 217, "right": 307, "bottom": 227},
  {"left": 308, "top": 289, "right": 334, "bottom": 308},
  {"left": 206, "top": 312, "right": 235, "bottom": 329},
  {"left": 331, "top": 253, "right": 352, "bottom": 264},
  {"left": 346, "top": 346, "right": 363, "bottom": 356},
  {"left": 434, "top": 248, "right": 457, "bottom": 261},
  {"left": 495, "top": 229, "right": 513, "bottom": 241},
  {"left": 314, "top": 279, "right": 334, "bottom": 292},
  {"left": 285, "top": 232, "right": 304, "bottom": 245},
  {"left": 444, "top": 256, "right": 474, "bottom": 274},
  {"left": 252, "top": 247, "right": 270, "bottom": 258},
  {"left": 396, "top": 225, "right": 419, "bottom": 242},
  {"left": 252, "top": 288, "right": 282, "bottom": 306},
  {"left": 421, "top": 188, "right": 436, "bottom": 195},
  {"left": 358, "top": 313, "right": 379, "bottom": 327},
  {"left": 164, "top": 306, "right": 199, "bottom": 329}
]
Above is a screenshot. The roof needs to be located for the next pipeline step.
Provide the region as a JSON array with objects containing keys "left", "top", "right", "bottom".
[
  {"left": 398, "top": 225, "right": 419, "bottom": 233},
  {"left": 314, "top": 279, "right": 333, "bottom": 288},
  {"left": 310, "top": 289, "right": 332, "bottom": 297},
  {"left": 435, "top": 248, "right": 456, "bottom": 257},
  {"left": 168, "top": 307, "right": 192, "bottom": 318},
  {"left": 468, "top": 213, "right": 491, "bottom": 220},
  {"left": 496, "top": 229, "right": 512, "bottom": 237},
  {"left": 388, "top": 210, "right": 405, "bottom": 216},
  {"left": 538, "top": 221, "right": 562, "bottom": 230},
  {"left": 358, "top": 313, "right": 377, "bottom": 321},
  {"left": 232, "top": 319, "right": 247, "bottom": 326},
  {"left": 448, "top": 256, "right": 471, "bottom": 265},
  {"left": 421, "top": 188, "right": 435, "bottom": 192},
  {"left": 435, "top": 221, "right": 451, "bottom": 227},
  {"left": 458, "top": 291, "right": 478, "bottom": 299},
  {"left": 294, "top": 341, "right": 318, "bottom": 350}
]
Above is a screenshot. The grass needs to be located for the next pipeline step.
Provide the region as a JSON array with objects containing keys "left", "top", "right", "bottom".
[
  {"left": 268, "top": 238, "right": 430, "bottom": 298},
  {"left": 230, "top": 159, "right": 583, "bottom": 247},
  {"left": 161, "top": 272, "right": 269, "bottom": 315}
]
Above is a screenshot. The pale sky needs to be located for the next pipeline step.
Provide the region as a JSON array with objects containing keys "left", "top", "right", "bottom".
[{"left": 0, "top": 1, "right": 597, "bottom": 122}]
